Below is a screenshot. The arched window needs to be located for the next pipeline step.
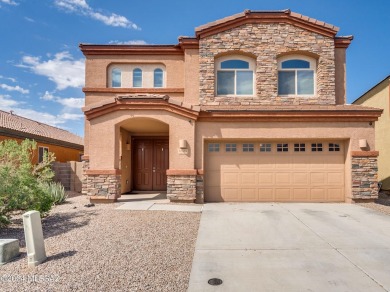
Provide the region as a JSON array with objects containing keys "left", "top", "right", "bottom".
[
  {"left": 278, "top": 56, "right": 315, "bottom": 95},
  {"left": 154, "top": 68, "right": 163, "bottom": 88},
  {"left": 111, "top": 68, "right": 121, "bottom": 87},
  {"left": 216, "top": 55, "right": 255, "bottom": 96},
  {"left": 133, "top": 68, "right": 142, "bottom": 87}
]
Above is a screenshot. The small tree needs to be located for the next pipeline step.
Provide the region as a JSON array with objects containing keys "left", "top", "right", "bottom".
[{"left": 0, "top": 139, "right": 55, "bottom": 227}]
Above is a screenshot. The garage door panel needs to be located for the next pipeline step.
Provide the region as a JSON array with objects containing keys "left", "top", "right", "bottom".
[
  {"left": 222, "top": 172, "right": 240, "bottom": 185},
  {"left": 259, "top": 173, "right": 274, "bottom": 184},
  {"left": 275, "top": 173, "right": 291, "bottom": 184},
  {"left": 293, "top": 188, "right": 310, "bottom": 201},
  {"left": 242, "top": 172, "right": 257, "bottom": 185},
  {"left": 293, "top": 173, "right": 309, "bottom": 185},
  {"left": 275, "top": 188, "right": 291, "bottom": 201},
  {"left": 258, "top": 188, "right": 275, "bottom": 201},
  {"left": 242, "top": 188, "right": 258, "bottom": 201},
  {"left": 222, "top": 188, "right": 241, "bottom": 201},
  {"left": 205, "top": 141, "right": 345, "bottom": 202}
]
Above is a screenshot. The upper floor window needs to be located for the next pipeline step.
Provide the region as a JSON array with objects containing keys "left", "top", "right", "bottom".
[
  {"left": 111, "top": 68, "right": 121, "bottom": 87},
  {"left": 154, "top": 68, "right": 163, "bottom": 88},
  {"left": 216, "top": 55, "right": 255, "bottom": 96},
  {"left": 38, "top": 146, "right": 49, "bottom": 163},
  {"left": 278, "top": 56, "right": 315, "bottom": 96},
  {"left": 133, "top": 68, "right": 142, "bottom": 87}
]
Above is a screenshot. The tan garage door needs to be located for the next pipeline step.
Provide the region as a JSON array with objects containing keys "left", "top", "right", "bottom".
[{"left": 205, "top": 141, "right": 345, "bottom": 202}]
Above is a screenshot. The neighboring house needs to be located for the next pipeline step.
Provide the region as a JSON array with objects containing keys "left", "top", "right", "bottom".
[
  {"left": 353, "top": 75, "right": 390, "bottom": 190},
  {"left": 0, "top": 109, "right": 84, "bottom": 163},
  {"left": 80, "top": 9, "right": 382, "bottom": 203}
]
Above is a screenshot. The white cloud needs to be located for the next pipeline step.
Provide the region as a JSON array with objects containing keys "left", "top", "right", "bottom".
[
  {"left": 54, "top": 0, "right": 139, "bottom": 29},
  {"left": 20, "top": 51, "right": 85, "bottom": 90},
  {"left": 0, "top": 83, "right": 29, "bottom": 94},
  {"left": 108, "top": 40, "right": 147, "bottom": 45},
  {"left": 41, "top": 91, "right": 84, "bottom": 109},
  {"left": 0, "top": 95, "right": 83, "bottom": 127},
  {"left": 0, "top": 0, "right": 18, "bottom": 6},
  {"left": 0, "top": 75, "right": 16, "bottom": 82},
  {"left": 24, "top": 17, "right": 35, "bottom": 22}
]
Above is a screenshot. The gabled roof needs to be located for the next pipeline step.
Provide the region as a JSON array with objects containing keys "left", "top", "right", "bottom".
[
  {"left": 0, "top": 110, "right": 83, "bottom": 147},
  {"left": 195, "top": 9, "right": 339, "bottom": 38},
  {"left": 352, "top": 74, "right": 390, "bottom": 104}
]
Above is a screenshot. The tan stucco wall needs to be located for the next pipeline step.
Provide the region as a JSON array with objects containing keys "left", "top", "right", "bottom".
[
  {"left": 195, "top": 121, "right": 376, "bottom": 201},
  {"left": 120, "top": 128, "right": 131, "bottom": 193},
  {"left": 85, "top": 55, "right": 185, "bottom": 89},
  {"left": 335, "top": 48, "right": 347, "bottom": 105},
  {"left": 183, "top": 49, "right": 200, "bottom": 105},
  {"left": 354, "top": 81, "right": 390, "bottom": 189},
  {"left": 87, "top": 110, "right": 195, "bottom": 170}
]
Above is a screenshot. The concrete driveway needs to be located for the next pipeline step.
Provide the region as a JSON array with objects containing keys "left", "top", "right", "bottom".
[{"left": 188, "top": 203, "right": 390, "bottom": 292}]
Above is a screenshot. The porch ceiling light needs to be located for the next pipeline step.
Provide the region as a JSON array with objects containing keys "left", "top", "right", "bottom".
[{"left": 359, "top": 139, "right": 367, "bottom": 149}]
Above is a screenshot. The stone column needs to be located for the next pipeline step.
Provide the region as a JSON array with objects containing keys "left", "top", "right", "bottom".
[{"left": 351, "top": 151, "right": 379, "bottom": 201}]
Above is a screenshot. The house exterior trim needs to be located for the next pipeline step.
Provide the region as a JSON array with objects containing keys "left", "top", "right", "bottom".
[
  {"left": 83, "top": 87, "right": 185, "bottom": 94},
  {"left": 80, "top": 44, "right": 184, "bottom": 56},
  {"left": 85, "top": 169, "right": 122, "bottom": 175},
  {"left": 351, "top": 151, "right": 379, "bottom": 157}
]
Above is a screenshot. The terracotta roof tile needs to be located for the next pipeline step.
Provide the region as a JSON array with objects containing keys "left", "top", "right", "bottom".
[
  {"left": 0, "top": 110, "right": 83, "bottom": 146},
  {"left": 200, "top": 104, "right": 382, "bottom": 112}
]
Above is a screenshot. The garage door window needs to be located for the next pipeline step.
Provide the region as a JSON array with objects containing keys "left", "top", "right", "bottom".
[
  {"left": 277, "top": 143, "right": 289, "bottom": 152},
  {"left": 243, "top": 143, "right": 254, "bottom": 152},
  {"left": 311, "top": 143, "right": 323, "bottom": 152},
  {"left": 260, "top": 143, "right": 272, "bottom": 152},
  {"left": 208, "top": 143, "right": 220, "bottom": 152},
  {"left": 226, "top": 143, "right": 237, "bottom": 152},
  {"left": 329, "top": 143, "right": 340, "bottom": 152},
  {"left": 294, "top": 143, "right": 306, "bottom": 152}
]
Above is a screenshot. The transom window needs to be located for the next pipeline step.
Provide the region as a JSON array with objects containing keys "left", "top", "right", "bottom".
[
  {"left": 260, "top": 143, "right": 272, "bottom": 152},
  {"left": 154, "top": 68, "right": 163, "bottom": 88},
  {"left": 208, "top": 143, "right": 220, "bottom": 152},
  {"left": 216, "top": 55, "right": 255, "bottom": 96},
  {"left": 329, "top": 143, "right": 340, "bottom": 152},
  {"left": 133, "top": 68, "right": 142, "bottom": 87},
  {"left": 294, "top": 143, "right": 306, "bottom": 152},
  {"left": 311, "top": 143, "right": 323, "bottom": 152},
  {"left": 243, "top": 143, "right": 254, "bottom": 152},
  {"left": 226, "top": 143, "right": 237, "bottom": 152},
  {"left": 278, "top": 56, "right": 315, "bottom": 96},
  {"left": 111, "top": 68, "right": 121, "bottom": 87},
  {"left": 277, "top": 143, "right": 289, "bottom": 152}
]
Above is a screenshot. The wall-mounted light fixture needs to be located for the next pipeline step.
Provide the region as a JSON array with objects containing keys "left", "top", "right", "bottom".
[
  {"left": 179, "top": 139, "right": 187, "bottom": 149},
  {"left": 359, "top": 139, "right": 368, "bottom": 149}
]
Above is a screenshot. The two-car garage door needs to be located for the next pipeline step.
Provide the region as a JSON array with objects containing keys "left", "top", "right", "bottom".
[{"left": 204, "top": 141, "right": 345, "bottom": 202}]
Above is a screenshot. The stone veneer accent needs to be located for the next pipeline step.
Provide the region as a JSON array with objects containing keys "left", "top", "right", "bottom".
[
  {"left": 199, "top": 23, "right": 335, "bottom": 106},
  {"left": 196, "top": 174, "right": 204, "bottom": 203},
  {"left": 81, "top": 157, "right": 121, "bottom": 200},
  {"left": 167, "top": 175, "right": 197, "bottom": 202},
  {"left": 352, "top": 156, "right": 379, "bottom": 200}
]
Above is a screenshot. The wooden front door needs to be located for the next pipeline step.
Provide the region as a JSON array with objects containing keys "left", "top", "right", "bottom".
[{"left": 133, "top": 139, "right": 169, "bottom": 191}]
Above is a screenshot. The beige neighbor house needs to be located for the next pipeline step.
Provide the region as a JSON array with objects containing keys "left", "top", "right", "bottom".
[
  {"left": 80, "top": 9, "right": 382, "bottom": 204},
  {"left": 353, "top": 75, "right": 390, "bottom": 190}
]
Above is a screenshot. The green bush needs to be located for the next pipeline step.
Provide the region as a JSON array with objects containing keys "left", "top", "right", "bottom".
[
  {"left": 0, "top": 139, "right": 56, "bottom": 227},
  {"left": 40, "top": 181, "right": 67, "bottom": 205}
]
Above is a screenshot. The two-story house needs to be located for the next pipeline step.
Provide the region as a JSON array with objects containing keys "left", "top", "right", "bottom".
[{"left": 81, "top": 10, "right": 382, "bottom": 203}]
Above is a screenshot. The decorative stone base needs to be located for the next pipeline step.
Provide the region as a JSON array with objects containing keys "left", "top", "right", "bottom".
[
  {"left": 167, "top": 174, "right": 196, "bottom": 202},
  {"left": 196, "top": 174, "right": 204, "bottom": 203},
  {"left": 352, "top": 153, "right": 379, "bottom": 201},
  {"left": 89, "top": 196, "right": 117, "bottom": 204}
]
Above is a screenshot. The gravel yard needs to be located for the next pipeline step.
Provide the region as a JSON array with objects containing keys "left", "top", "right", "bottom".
[
  {"left": 0, "top": 194, "right": 201, "bottom": 292},
  {"left": 357, "top": 190, "right": 390, "bottom": 215}
]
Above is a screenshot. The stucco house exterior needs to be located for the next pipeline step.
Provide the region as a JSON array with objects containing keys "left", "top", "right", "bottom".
[
  {"left": 0, "top": 109, "right": 84, "bottom": 163},
  {"left": 353, "top": 75, "right": 390, "bottom": 190},
  {"left": 80, "top": 10, "right": 382, "bottom": 203}
]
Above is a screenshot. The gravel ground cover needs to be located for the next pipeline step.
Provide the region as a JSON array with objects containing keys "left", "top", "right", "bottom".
[
  {"left": 0, "top": 194, "right": 201, "bottom": 292},
  {"left": 357, "top": 190, "right": 390, "bottom": 215}
]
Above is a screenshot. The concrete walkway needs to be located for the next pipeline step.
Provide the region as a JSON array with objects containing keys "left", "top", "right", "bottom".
[
  {"left": 116, "top": 193, "right": 203, "bottom": 212},
  {"left": 188, "top": 203, "right": 390, "bottom": 292}
]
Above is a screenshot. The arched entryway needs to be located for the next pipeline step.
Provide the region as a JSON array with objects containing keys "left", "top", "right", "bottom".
[{"left": 118, "top": 117, "right": 169, "bottom": 194}]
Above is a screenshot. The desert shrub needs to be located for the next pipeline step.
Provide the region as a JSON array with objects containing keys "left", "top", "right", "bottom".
[
  {"left": 40, "top": 181, "right": 67, "bottom": 205},
  {"left": 0, "top": 139, "right": 56, "bottom": 227}
]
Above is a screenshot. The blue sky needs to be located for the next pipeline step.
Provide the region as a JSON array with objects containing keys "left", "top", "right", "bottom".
[{"left": 0, "top": 0, "right": 389, "bottom": 136}]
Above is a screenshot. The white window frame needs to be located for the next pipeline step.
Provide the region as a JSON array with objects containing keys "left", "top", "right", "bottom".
[
  {"left": 132, "top": 68, "right": 143, "bottom": 88},
  {"left": 277, "top": 55, "right": 316, "bottom": 96},
  {"left": 215, "top": 55, "right": 255, "bottom": 96},
  {"left": 38, "top": 146, "right": 49, "bottom": 163}
]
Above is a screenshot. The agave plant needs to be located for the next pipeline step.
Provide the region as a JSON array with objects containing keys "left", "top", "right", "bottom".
[{"left": 40, "top": 181, "right": 68, "bottom": 205}]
